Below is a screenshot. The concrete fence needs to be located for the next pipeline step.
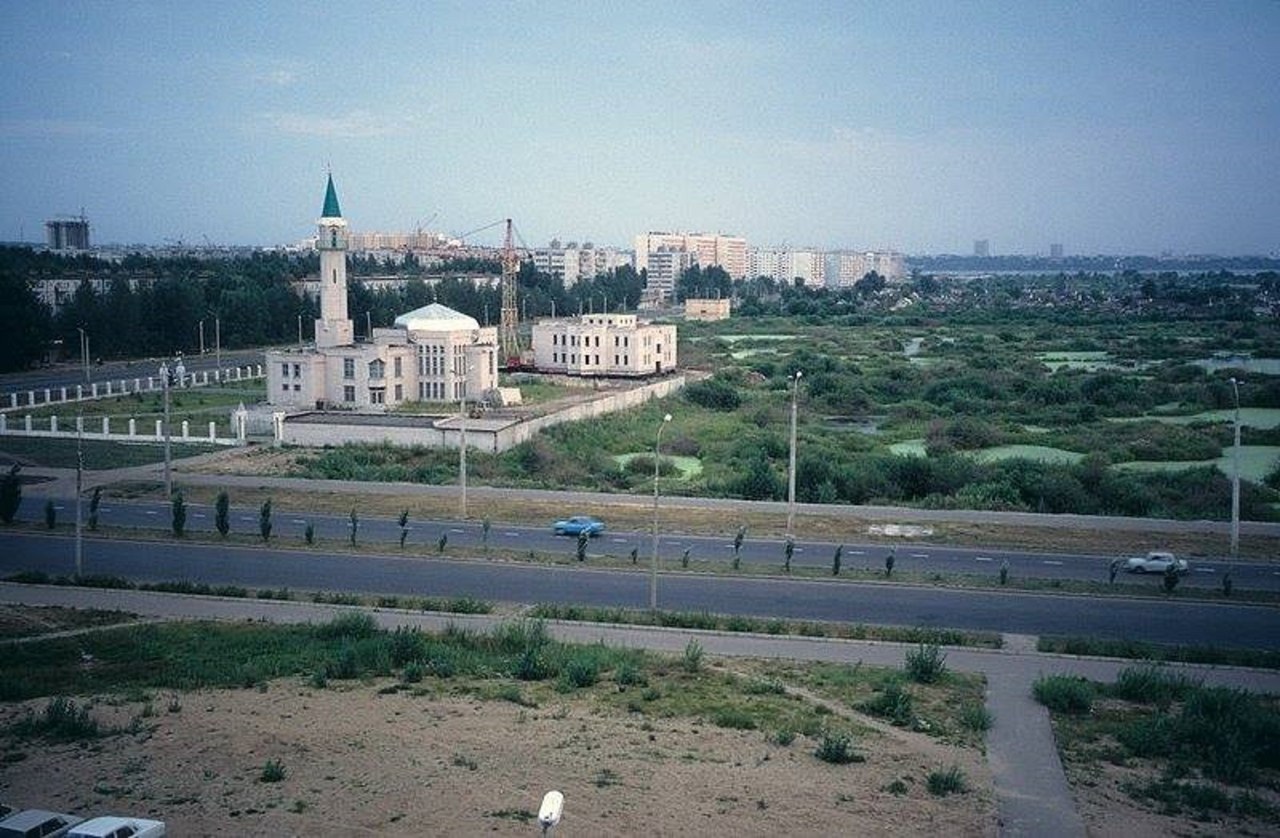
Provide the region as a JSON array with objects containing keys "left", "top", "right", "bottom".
[
  {"left": 0, "top": 411, "right": 246, "bottom": 447},
  {"left": 277, "top": 375, "right": 687, "bottom": 453},
  {"left": 1, "top": 364, "right": 264, "bottom": 412}
]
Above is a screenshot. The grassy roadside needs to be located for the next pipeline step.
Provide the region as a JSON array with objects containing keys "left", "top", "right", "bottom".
[
  {"left": 0, "top": 610, "right": 990, "bottom": 765},
  {"left": 1033, "top": 667, "right": 1280, "bottom": 829}
]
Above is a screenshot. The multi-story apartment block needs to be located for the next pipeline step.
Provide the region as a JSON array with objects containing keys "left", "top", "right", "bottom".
[
  {"left": 530, "top": 242, "right": 632, "bottom": 289},
  {"left": 634, "top": 231, "right": 748, "bottom": 281},
  {"left": 531, "top": 313, "right": 677, "bottom": 377},
  {"left": 748, "top": 248, "right": 826, "bottom": 286},
  {"left": 639, "top": 248, "right": 696, "bottom": 306},
  {"left": 824, "top": 250, "right": 907, "bottom": 287}
]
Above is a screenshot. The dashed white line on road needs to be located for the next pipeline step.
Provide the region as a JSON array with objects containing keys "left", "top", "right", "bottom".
[
  {"left": 193, "top": 513, "right": 206, "bottom": 518},
  {"left": 144, "top": 510, "right": 158, "bottom": 516},
  {"left": 1194, "top": 568, "right": 1216, "bottom": 574},
  {"left": 849, "top": 550, "right": 865, "bottom": 556},
  {"left": 911, "top": 553, "right": 928, "bottom": 559},
  {"left": 1043, "top": 560, "right": 1064, "bottom": 566},
  {"left": 975, "top": 557, "right": 994, "bottom": 562},
  {"left": 292, "top": 519, "right": 307, "bottom": 525}
]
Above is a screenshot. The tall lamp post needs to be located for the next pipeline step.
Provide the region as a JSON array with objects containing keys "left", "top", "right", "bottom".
[
  {"left": 650, "top": 413, "right": 672, "bottom": 611},
  {"left": 77, "top": 327, "right": 90, "bottom": 383},
  {"left": 459, "top": 357, "right": 469, "bottom": 520},
  {"left": 787, "top": 370, "right": 803, "bottom": 536},
  {"left": 159, "top": 361, "right": 172, "bottom": 498},
  {"left": 1230, "top": 377, "right": 1241, "bottom": 561},
  {"left": 75, "top": 415, "right": 83, "bottom": 578}
]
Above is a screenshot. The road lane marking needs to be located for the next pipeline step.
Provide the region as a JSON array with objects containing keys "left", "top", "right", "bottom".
[
  {"left": 292, "top": 519, "right": 307, "bottom": 525},
  {"left": 911, "top": 553, "right": 928, "bottom": 559},
  {"left": 193, "top": 513, "right": 206, "bottom": 518},
  {"left": 1043, "top": 560, "right": 1064, "bottom": 566},
  {"left": 849, "top": 550, "right": 865, "bottom": 556},
  {"left": 1194, "top": 568, "right": 1215, "bottom": 574},
  {"left": 975, "top": 557, "right": 993, "bottom": 562},
  {"left": 144, "top": 510, "right": 158, "bottom": 515}
]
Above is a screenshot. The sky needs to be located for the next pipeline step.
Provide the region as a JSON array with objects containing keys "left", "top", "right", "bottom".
[{"left": 2, "top": 1, "right": 1278, "bottom": 255}]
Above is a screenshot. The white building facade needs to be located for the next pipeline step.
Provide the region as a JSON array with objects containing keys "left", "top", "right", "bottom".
[
  {"left": 531, "top": 314, "right": 677, "bottom": 377},
  {"left": 634, "top": 231, "right": 748, "bottom": 281},
  {"left": 266, "top": 177, "right": 499, "bottom": 412}
]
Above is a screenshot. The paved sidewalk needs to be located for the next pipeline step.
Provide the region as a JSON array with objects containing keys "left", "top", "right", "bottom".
[{"left": 4, "top": 584, "right": 1280, "bottom": 836}]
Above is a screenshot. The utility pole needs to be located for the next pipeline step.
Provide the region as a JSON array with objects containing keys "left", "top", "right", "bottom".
[
  {"left": 75, "top": 416, "right": 83, "bottom": 578},
  {"left": 787, "top": 370, "right": 803, "bottom": 536},
  {"left": 159, "top": 361, "right": 172, "bottom": 498}
]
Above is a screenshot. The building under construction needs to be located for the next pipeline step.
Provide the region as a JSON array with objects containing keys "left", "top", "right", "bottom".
[{"left": 46, "top": 214, "right": 90, "bottom": 251}]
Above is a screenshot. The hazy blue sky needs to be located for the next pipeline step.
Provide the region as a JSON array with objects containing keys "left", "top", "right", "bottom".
[{"left": 2, "top": 1, "right": 1277, "bottom": 254}]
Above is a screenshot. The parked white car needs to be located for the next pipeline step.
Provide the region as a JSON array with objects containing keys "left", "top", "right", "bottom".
[
  {"left": 68, "top": 817, "right": 166, "bottom": 838},
  {"left": 0, "top": 809, "right": 84, "bottom": 838},
  {"left": 1124, "top": 551, "right": 1189, "bottom": 574}
]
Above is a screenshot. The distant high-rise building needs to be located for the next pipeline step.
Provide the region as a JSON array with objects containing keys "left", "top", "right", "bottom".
[
  {"left": 825, "top": 250, "right": 907, "bottom": 287},
  {"left": 46, "top": 215, "right": 90, "bottom": 250},
  {"left": 748, "top": 247, "right": 825, "bottom": 286},
  {"left": 634, "top": 231, "right": 748, "bottom": 280},
  {"left": 1050, "top": 243, "right": 1064, "bottom": 259},
  {"left": 973, "top": 239, "right": 990, "bottom": 258}
]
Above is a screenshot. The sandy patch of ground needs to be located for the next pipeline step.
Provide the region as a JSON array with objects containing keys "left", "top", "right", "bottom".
[{"left": 1, "top": 677, "right": 995, "bottom": 836}]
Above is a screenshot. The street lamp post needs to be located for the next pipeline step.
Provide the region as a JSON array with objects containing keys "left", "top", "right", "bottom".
[
  {"left": 459, "top": 359, "right": 469, "bottom": 520},
  {"left": 787, "top": 370, "right": 803, "bottom": 536},
  {"left": 1230, "top": 377, "right": 1241, "bottom": 561},
  {"left": 77, "top": 327, "right": 89, "bottom": 383},
  {"left": 75, "top": 415, "right": 83, "bottom": 578},
  {"left": 650, "top": 413, "right": 672, "bottom": 610},
  {"left": 198, "top": 320, "right": 205, "bottom": 355},
  {"left": 159, "top": 361, "right": 172, "bottom": 498},
  {"left": 214, "top": 317, "right": 221, "bottom": 379}
]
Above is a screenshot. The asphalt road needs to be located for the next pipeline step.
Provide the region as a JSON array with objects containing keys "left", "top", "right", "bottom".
[
  {"left": 0, "top": 349, "right": 266, "bottom": 401},
  {"left": 19, "top": 496, "right": 1280, "bottom": 591},
  {"left": 3, "top": 531, "right": 1277, "bottom": 650}
]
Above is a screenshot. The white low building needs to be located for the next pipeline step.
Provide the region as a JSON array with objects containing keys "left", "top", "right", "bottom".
[
  {"left": 531, "top": 313, "right": 676, "bottom": 377},
  {"left": 266, "top": 177, "right": 498, "bottom": 411}
]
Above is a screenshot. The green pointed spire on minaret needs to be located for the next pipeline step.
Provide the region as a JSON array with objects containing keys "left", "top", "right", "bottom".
[{"left": 321, "top": 174, "right": 342, "bottom": 218}]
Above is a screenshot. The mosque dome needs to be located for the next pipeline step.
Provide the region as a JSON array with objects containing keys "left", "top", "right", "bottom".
[{"left": 394, "top": 303, "right": 480, "bottom": 332}]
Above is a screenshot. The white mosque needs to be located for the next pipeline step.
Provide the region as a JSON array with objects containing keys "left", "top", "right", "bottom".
[{"left": 265, "top": 176, "right": 499, "bottom": 412}]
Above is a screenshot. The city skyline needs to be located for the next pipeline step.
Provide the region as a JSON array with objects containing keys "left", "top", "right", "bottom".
[{"left": 2, "top": 1, "right": 1278, "bottom": 255}]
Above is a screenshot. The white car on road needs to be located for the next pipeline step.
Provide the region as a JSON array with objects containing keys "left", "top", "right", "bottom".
[{"left": 1124, "top": 551, "right": 1189, "bottom": 575}]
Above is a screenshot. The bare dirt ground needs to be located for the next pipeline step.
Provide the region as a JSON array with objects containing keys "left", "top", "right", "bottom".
[{"left": 1, "top": 675, "right": 995, "bottom": 837}]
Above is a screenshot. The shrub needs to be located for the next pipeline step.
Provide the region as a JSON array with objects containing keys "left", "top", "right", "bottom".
[
  {"left": 0, "top": 465, "right": 21, "bottom": 524},
  {"left": 711, "top": 707, "right": 757, "bottom": 730},
  {"left": 1033, "top": 675, "right": 1094, "bottom": 715},
  {"left": 314, "top": 612, "right": 379, "bottom": 640},
  {"left": 12, "top": 697, "right": 102, "bottom": 741},
  {"left": 959, "top": 702, "right": 993, "bottom": 732},
  {"left": 215, "top": 490, "right": 230, "bottom": 537},
  {"left": 815, "top": 732, "right": 863, "bottom": 764},
  {"left": 905, "top": 643, "right": 948, "bottom": 684},
  {"left": 260, "top": 758, "right": 286, "bottom": 783},
  {"left": 1109, "top": 666, "right": 1200, "bottom": 708},
  {"left": 390, "top": 627, "right": 426, "bottom": 667},
  {"left": 170, "top": 492, "right": 186, "bottom": 537},
  {"left": 560, "top": 654, "right": 600, "bottom": 689},
  {"left": 862, "top": 679, "right": 915, "bottom": 727},
  {"left": 927, "top": 765, "right": 968, "bottom": 796},
  {"left": 682, "top": 639, "right": 704, "bottom": 673}
]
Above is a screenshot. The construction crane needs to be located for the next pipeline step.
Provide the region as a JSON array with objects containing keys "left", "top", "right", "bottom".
[{"left": 499, "top": 218, "right": 524, "bottom": 367}]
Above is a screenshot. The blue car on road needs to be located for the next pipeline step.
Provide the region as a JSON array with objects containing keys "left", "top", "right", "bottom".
[{"left": 553, "top": 515, "right": 606, "bottom": 537}]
